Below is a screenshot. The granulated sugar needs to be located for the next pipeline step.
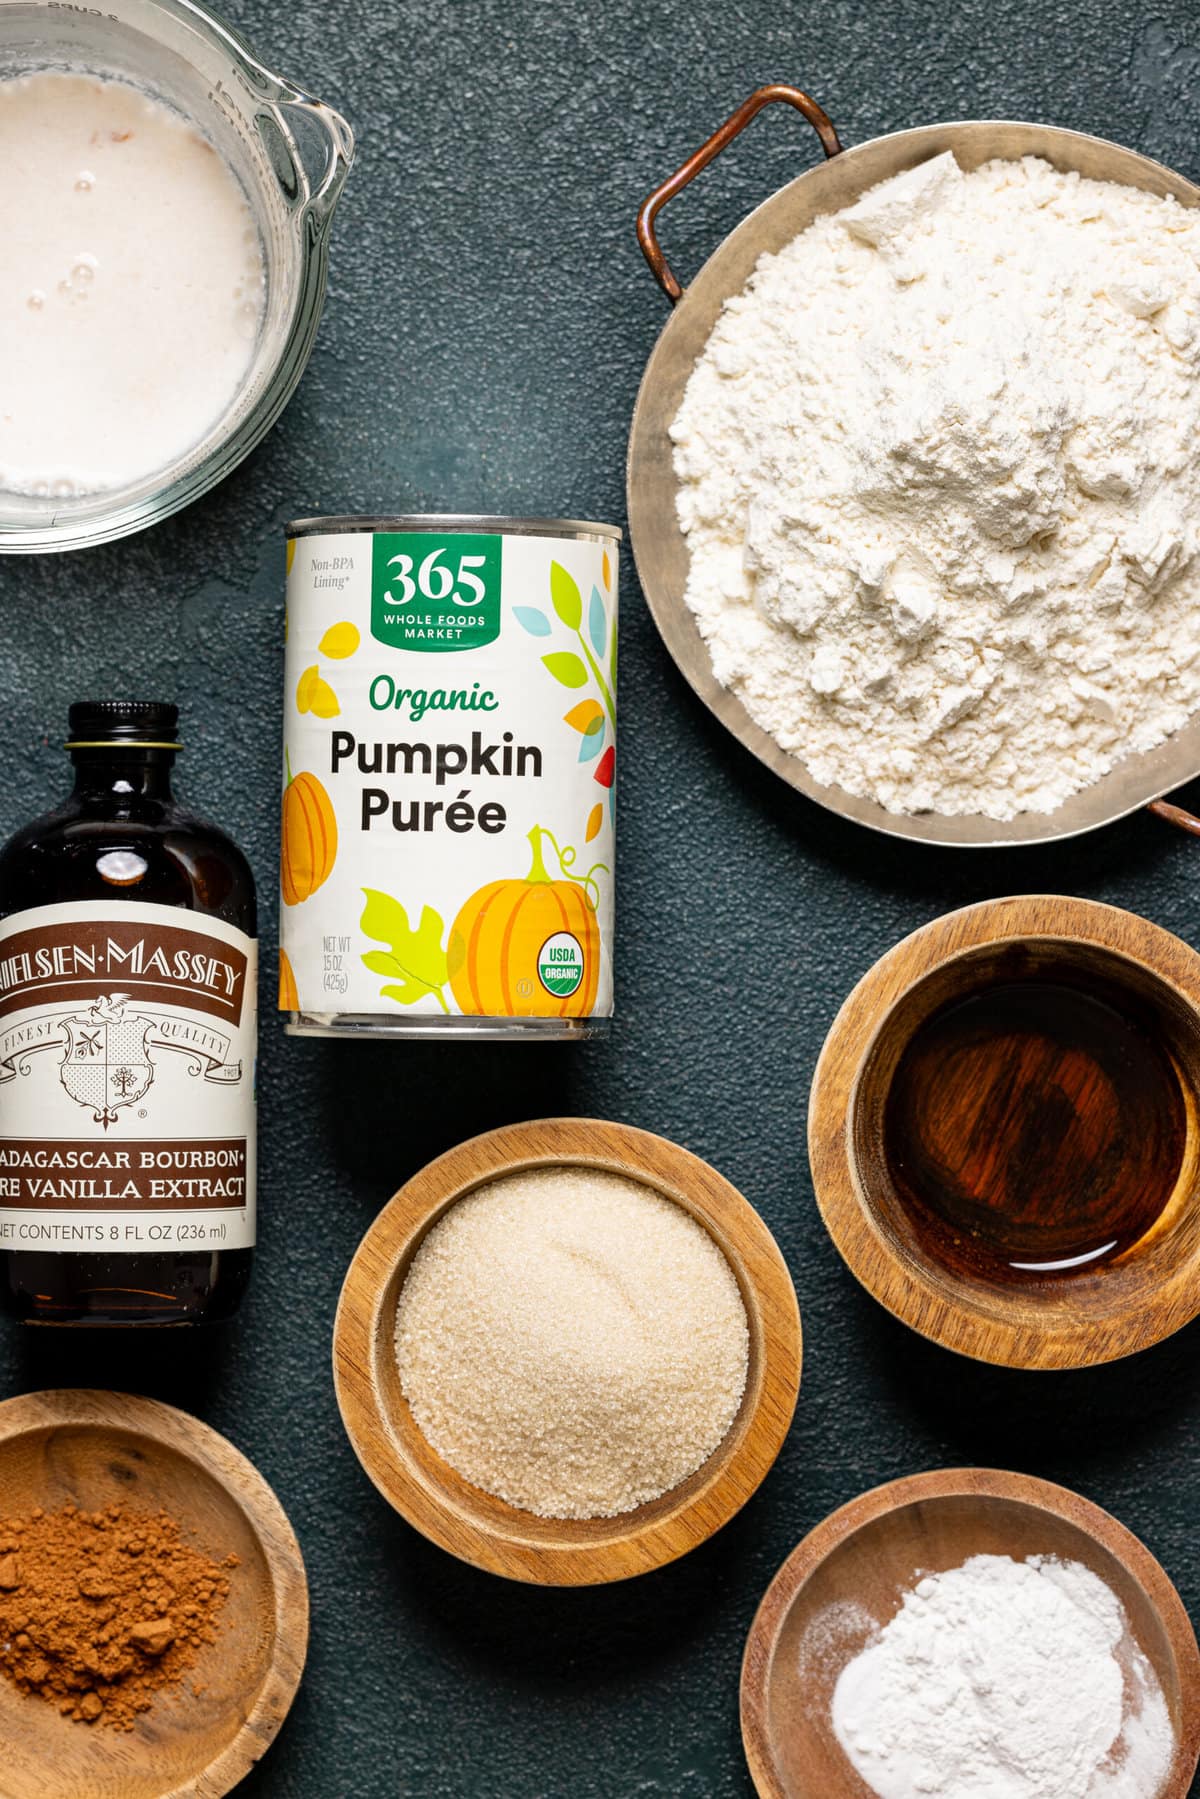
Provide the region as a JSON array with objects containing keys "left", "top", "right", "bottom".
[{"left": 394, "top": 1166, "right": 750, "bottom": 1519}]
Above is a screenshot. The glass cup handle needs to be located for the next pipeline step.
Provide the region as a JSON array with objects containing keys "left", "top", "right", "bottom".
[{"left": 281, "top": 94, "right": 355, "bottom": 227}]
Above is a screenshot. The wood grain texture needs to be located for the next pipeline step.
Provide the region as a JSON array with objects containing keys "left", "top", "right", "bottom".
[
  {"left": 0, "top": 1390, "right": 308, "bottom": 1799},
  {"left": 809, "top": 895, "right": 1200, "bottom": 1368},
  {"left": 332, "top": 1117, "right": 802, "bottom": 1585},
  {"left": 741, "top": 1467, "right": 1200, "bottom": 1799}
]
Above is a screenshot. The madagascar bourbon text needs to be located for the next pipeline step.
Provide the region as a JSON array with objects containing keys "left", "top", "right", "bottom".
[{"left": 0, "top": 902, "right": 256, "bottom": 1251}]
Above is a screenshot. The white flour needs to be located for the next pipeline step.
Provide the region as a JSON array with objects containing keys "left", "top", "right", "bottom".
[
  {"left": 830, "top": 1554, "right": 1174, "bottom": 1798},
  {"left": 671, "top": 153, "right": 1200, "bottom": 819}
]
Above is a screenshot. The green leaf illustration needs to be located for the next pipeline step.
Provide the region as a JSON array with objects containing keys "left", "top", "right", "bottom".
[
  {"left": 380, "top": 980, "right": 432, "bottom": 1006},
  {"left": 588, "top": 585, "right": 607, "bottom": 658},
  {"left": 542, "top": 651, "right": 588, "bottom": 688},
  {"left": 360, "top": 889, "right": 449, "bottom": 1010},
  {"left": 362, "top": 950, "right": 408, "bottom": 976},
  {"left": 550, "top": 560, "right": 583, "bottom": 629}
]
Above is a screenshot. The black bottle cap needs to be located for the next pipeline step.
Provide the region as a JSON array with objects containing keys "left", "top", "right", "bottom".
[{"left": 65, "top": 701, "right": 181, "bottom": 749}]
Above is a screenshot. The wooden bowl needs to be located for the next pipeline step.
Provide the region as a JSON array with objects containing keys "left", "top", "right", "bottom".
[
  {"left": 810, "top": 895, "right": 1200, "bottom": 1368},
  {"left": 333, "top": 1117, "right": 802, "bottom": 1584},
  {"left": 741, "top": 1467, "right": 1200, "bottom": 1799},
  {"left": 0, "top": 1389, "right": 308, "bottom": 1799}
]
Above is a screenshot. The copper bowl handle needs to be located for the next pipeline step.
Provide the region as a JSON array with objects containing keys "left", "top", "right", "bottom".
[
  {"left": 1148, "top": 798, "right": 1200, "bottom": 836},
  {"left": 637, "top": 84, "right": 843, "bottom": 304}
]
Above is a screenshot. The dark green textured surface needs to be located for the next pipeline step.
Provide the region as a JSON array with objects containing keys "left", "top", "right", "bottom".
[{"left": 4, "top": 1, "right": 1200, "bottom": 1792}]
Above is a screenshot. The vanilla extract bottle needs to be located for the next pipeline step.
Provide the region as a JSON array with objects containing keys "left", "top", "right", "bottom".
[{"left": 0, "top": 702, "right": 257, "bottom": 1324}]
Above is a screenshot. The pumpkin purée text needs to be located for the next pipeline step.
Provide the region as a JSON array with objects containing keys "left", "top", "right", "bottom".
[{"left": 330, "top": 728, "right": 543, "bottom": 837}]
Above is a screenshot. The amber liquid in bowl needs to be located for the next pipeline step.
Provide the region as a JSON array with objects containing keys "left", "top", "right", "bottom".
[{"left": 883, "top": 978, "right": 1187, "bottom": 1280}]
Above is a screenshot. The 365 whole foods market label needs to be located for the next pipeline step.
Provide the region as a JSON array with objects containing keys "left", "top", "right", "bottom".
[
  {"left": 0, "top": 901, "right": 256, "bottom": 1253},
  {"left": 281, "top": 526, "right": 618, "bottom": 1025}
]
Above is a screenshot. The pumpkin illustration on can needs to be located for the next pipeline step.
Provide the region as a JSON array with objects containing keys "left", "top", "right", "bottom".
[
  {"left": 278, "top": 947, "right": 300, "bottom": 1011},
  {"left": 448, "top": 827, "right": 601, "bottom": 1018},
  {"left": 281, "top": 757, "right": 337, "bottom": 906}
]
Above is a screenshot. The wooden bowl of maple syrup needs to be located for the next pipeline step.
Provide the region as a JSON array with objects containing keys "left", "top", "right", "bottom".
[{"left": 809, "top": 896, "right": 1200, "bottom": 1369}]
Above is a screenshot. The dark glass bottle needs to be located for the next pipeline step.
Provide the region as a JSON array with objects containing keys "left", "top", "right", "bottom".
[{"left": 0, "top": 702, "right": 257, "bottom": 1325}]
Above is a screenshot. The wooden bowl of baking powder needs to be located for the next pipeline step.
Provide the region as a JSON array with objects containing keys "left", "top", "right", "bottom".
[
  {"left": 332, "top": 1118, "right": 801, "bottom": 1584},
  {"left": 741, "top": 1468, "right": 1200, "bottom": 1798}
]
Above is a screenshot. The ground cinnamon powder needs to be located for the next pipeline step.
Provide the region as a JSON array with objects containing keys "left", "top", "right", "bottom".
[{"left": 0, "top": 1503, "right": 237, "bottom": 1729}]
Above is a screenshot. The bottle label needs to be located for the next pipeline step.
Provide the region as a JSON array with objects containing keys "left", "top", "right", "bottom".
[{"left": 0, "top": 901, "right": 256, "bottom": 1254}]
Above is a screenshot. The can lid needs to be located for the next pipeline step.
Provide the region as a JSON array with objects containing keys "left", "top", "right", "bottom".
[
  {"left": 285, "top": 513, "right": 623, "bottom": 543},
  {"left": 65, "top": 700, "right": 182, "bottom": 750}
]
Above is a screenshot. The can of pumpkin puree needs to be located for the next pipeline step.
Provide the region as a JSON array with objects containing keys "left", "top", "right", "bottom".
[{"left": 280, "top": 515, "right": 620, "bottom": 1038}]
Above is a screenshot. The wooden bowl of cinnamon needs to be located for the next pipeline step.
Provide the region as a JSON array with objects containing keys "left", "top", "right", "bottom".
[{"left": 0, "top": 1389, "right": 308, "bottom": 1799}]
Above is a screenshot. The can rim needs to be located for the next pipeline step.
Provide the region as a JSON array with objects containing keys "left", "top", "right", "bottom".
[{"left": 285, "top": 513, "right": 623, "bottom": 543}]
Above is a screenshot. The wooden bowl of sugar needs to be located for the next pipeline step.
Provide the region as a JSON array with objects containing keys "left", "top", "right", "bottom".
[
  {"left": 333, "top": 1117, "right": 802, "bottom": 1584},
  {"left": 0, "top": 1388, "right": 308, "bottom": 1799},
  {"left": 810, "top": 895, "right": 1200, "bottom": 1368},
  {"left": 741, "top": 1467, "right": 1200, "bottom": 1799}
]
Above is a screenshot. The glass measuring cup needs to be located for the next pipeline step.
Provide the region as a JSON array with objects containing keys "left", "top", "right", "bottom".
[{"left": 0, "top": 0, "right": 354, "bottom": 553}]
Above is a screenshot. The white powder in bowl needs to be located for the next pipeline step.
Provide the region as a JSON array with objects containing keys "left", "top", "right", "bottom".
[
  {"left": 831, "top": 1553, "right": 1174, "bottom": 1799},
  {"left": 394, "top": 1166, "right": 750, "bottom": 1519},
  {"left": 672, "top": 151, "right": 1200, "bottom": 820}
]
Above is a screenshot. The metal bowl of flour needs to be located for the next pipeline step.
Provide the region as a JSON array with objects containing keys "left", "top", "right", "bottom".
[{"left": 627, "top": 89, "right": 1200, "bottom": 848}]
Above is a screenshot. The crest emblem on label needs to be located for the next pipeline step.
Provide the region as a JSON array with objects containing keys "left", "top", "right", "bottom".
[{"left": 60, "top": 994, "right": 154, "bottom": 1127}]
